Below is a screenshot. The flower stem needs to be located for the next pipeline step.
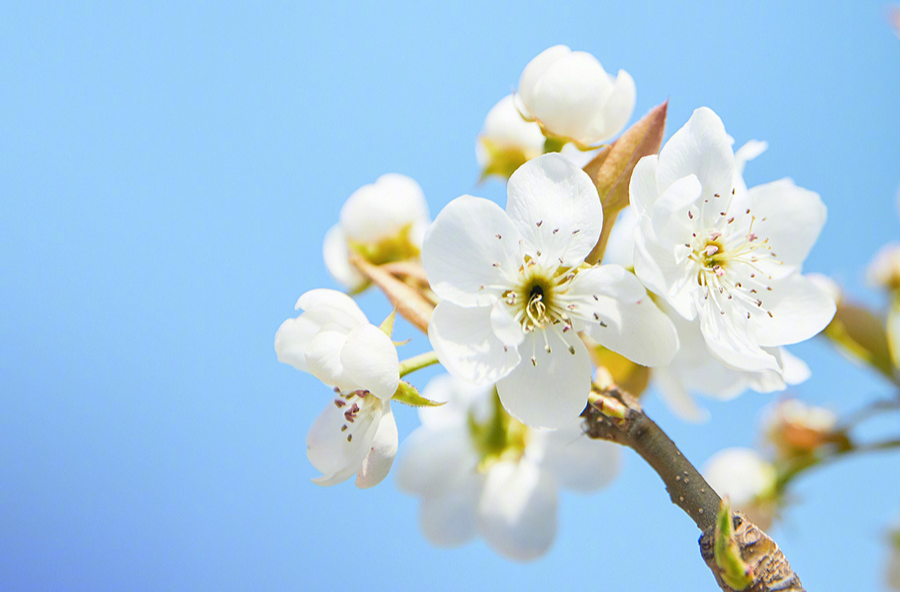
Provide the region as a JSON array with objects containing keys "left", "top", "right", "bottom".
[
  {"left": 398, "top": 351, "right": 440, "bottom": 378},
  {"left": 776, "top": 436, "right": 900, "bottom": 491},
  {"left": 583, "top": 387, "right": 805, "bottom": 591}
]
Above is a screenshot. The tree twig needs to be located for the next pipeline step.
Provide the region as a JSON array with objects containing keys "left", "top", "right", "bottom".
[{"left": 582, "top": 387, "right": 804, "bottom": 591}]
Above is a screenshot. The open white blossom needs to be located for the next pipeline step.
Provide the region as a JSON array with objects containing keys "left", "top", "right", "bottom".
[
  {"left": 395, "top": 374, "right": 620, "bottom": 561},
  {"left": 703, "top": 447, "right": 777, "bottom": 530},
  {"left": 631, "top": 107, "right": 835, "bottom": 376},
  {"left": 323, "top": 174, "right": 430, "bottom": 291},
  {"left": 423, "top": 153, "right": 678, "bottom": 429},
  {"left": 517, "top": 45, "right": 635, "bottom": 148},
  {"left": 274, "top": 289, "right": 400, "bottom": 487}
]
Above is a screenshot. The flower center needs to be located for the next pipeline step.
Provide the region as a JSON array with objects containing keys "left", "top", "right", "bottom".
[
  {"left": 332, "top": 389, "right": 376, "bottom": 443},
  {"left": 469, "top": 390, "right": 530, "bottom": 471},
  {"left": 505, "top": 263, "right": 575, "bottom": 334},
  {"left": 685, "top": 204, "right": 783, "bottom": 320}
]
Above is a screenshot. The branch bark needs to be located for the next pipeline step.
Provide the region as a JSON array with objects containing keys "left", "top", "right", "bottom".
[{"left": 582, "top": 388, "right": 804, "bottom": 591}]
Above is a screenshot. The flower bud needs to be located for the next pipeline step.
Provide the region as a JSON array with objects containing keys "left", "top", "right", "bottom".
[
  {"left": 517, "top": 45, "right": 635, "bottom": 148},
  {"left": 762, "top": 398, "right": 837, "bottom": 459},
  {"left": 703, "top": 448, "right": 778, "bottom": 530},
  {"left": 476, "top": 94, "right": 545, "bottom": 180}
]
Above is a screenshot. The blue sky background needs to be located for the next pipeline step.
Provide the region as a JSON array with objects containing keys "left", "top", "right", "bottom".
[{"left": 2, "top": 1, "right": 899, "bottom": 590}]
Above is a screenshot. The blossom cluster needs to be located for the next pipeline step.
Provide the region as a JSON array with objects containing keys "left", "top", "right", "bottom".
[{"left": 274, "top": 44, "right": 838, "bottom": 560}]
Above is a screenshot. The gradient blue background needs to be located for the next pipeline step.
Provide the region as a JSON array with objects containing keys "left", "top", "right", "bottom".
[{"left": 2, "top": 1, "right": 899, "bottom": 590}]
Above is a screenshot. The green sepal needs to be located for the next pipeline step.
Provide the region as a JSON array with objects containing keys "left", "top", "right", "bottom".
[
  {"left": 379, "top": 309, "right": 396, "bottom": 338},
  {"left": 714, "top": 499, "right": 754, "bottom": 590},
  {"left": 391, "top": 380, "right": 444, "bottom": 408}
]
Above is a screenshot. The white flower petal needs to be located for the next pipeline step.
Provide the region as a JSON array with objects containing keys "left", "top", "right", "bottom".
[
  {"left": 752, "top": 274, "right": 836, "bottom": 347},
  {"left": 322, "top": 225, "right": 367, "bottom": 291},
  {"left": 652, "top": 367, "right": 711, "bottom": 422},
  {"left": 745, "top": 179, "right": 827, "bottom": 268},
  {"left": 656, "top": 107, "right": 735, "bottom": 198},
  {"left": 497, "top": 331, "right": 591, "bottom": 429},
  {"left": 527, "top": 51, "right": 613, "bottom": 142},
  {"left": 423, "top": 195, "right": 523, "bottom": 306},
  {"left": 531, "top": 421, "right": 621, "bottom": 492},
  {"left": 306, "top": 396, "right": 381, "bottom": 487},
  {"left": 295, "top": 289, "right": 368, "bottom": 331},
  {"left": 517, "top": 45, "right": 572, "bottom": 113},
  {"left": 633, "top": 228, "right": 697, "bottom": 320},
  {"left": 477, "top": 94, "right": 545, "bottom": 168},
  {"left": 734, "top": 139, "right": 768, "bottom": 178},
  {"left": 394, "top": 426, "right": 478, "bottom": 496},
  {"left": 490, "top": 300, "right": 525, "bottom": 347},
  {"left": 699, "top": 300, "right": 780, "bottom": 373},
  {"left": 417, "top": 374, "right": 494, "bottom": 429},
  {"left": 574, "top": 265, "right": 680, "bottom": 367},
  {"left": 340, "top": 173, "right": 428, "bottom": 244},
  {"left": 477, "top": 460, "right": 557, "bottom": 561},
  {"left": 305, "top": 330, "right": 355, "bottom": 390},
  {"left": 649, "top": 174, "right": 703, "bottom": 248},
  {"left": 703, "top": 448, "right": 775, "bottom": 507},
  {"left": 274, "top": 315, "right": 320, "bottom": 372},
  {"left": 355, "top": 402, "right": 399, "bottom": 488},
  {"left": 628, "top": 155, "right": 659, "bottom": 219},
  {"left": 506, "top": 153, "right": 602, "bottom": 265},
  {"left": 584, "top": 69, "right": 635, "bottom": 143},
  {"left": 428, "top": 302, "right": 522, "bottom": 385},
  {"left": 419, "top": 474, "right": 483, "bottom": 547},
  {"left": 780, "top": 349, "right": 811, "bottom": 385},
  {"left": 341, "top": 324, "right": 400, "bottom": 400}
]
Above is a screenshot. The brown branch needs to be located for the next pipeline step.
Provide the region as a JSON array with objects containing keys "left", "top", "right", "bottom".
[{"left": 582, "top": 388, "right": 804, "bottom": 591}]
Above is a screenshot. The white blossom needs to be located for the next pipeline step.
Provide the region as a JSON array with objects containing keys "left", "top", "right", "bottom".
[
  {"left": 275, "top": 289, "right": 400, "bottom": 487},
  {"left": 476, "top": 94, "right": 546, "bottom": 179},
  {"left": 323, "top": 174, "right": 430, "bottom": 291},
  {"left": 867, "top": 243, "right": 900, "bottom": 291},
  {"left": 604, "top": 204, "right": 810, "bottom": 422},
  {"left": 703, "top": 447, "right": 777, "bottom": 530},
  {"left": 394, "top": 374, "right": 620, "bottom": 561},
  {"left": 631, "top": 107, "right": 835, "bottom": 376},
  {"left": 422, "top": 153, "right": 678, "bottom": 429},
  {"left": 517, "top": 45, "right": 635, "bottom": 148}
]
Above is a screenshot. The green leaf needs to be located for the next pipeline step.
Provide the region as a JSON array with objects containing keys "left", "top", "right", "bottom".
[
  {"left": 714, "top": 499, "right": 754, "bottom": 590},
  {"left": 391, "top": 380, "right": 444, "bottom": 408}
]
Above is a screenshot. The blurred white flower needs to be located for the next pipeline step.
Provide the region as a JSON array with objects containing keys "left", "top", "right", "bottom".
[
  {"left": 395, "top": 374, "right": 620, "bottom": 561},
  {"left": 762, "top": 398, "right": 837, "bottom": 458},
  {"left": 275, "top": 289, "right": 400, "bottom": 487},
  {"left": 517, "top": 45, "right": 635, "bottom": 148},
  {"left": 631, "top": 107, "right": 835, "bottom": 376},
  {"left": 422, "top": 153, "right": 678, "bottom": 429},
  {"left": 323, "top": 174, "right": 430, "bottom": 291},
  {"left": 867, "top": 243, "right": 900, "bottom": 291},
  {"left": 476, "top": 94, "right": 545, "bottom": 180},
  {"left": 703, "top": 447, "right": 777, "bottom": 530}
]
